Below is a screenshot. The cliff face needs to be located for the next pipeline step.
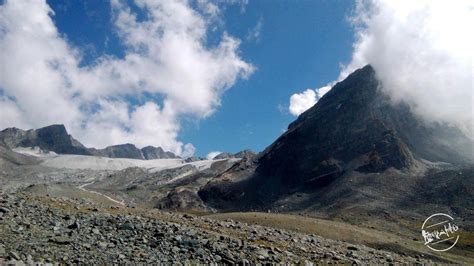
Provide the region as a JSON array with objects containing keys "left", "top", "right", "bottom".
[{"left": 0, "top": 124, "right": 90, "bottom": 155}]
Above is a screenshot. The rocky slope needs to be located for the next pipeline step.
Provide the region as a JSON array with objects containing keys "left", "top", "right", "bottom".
[
  {"left": 0, "top": 192, "right": 437, "bottom": 264},
  {"left": 214, "top": 149, "right": 257, "bottom": 160}
]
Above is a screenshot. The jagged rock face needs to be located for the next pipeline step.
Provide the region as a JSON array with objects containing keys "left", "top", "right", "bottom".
[
  {"left": 0, "top": 127, "right": 28, "bottom": 148},
  {"left": 256, "top": 65, "right": 472, "bottom": 188},
  {"left": 0, "top": 125, "right": 90, "bottom": 155},
  {"left": 89, "top": 144, "right": 144, "bottom": 159},
  {"left": 256, "top": 65, "right": 410, "bottom": 187},
  {"left": 213, "top": 150, "right": 257, "bottom": 160},
  {"left": 141, "top": 146, "right": 179, "bottom": 159},
  {"left": 234, "top": 149, "right": 257, "bottom": 159}
]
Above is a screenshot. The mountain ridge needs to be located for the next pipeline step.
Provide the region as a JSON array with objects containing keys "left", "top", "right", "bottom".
[
  {"left": 0, "top": 124, "right": 180, "bottom": 160},
  {"left": 199, "top": 65, "right": 474, "bottom": 214}
]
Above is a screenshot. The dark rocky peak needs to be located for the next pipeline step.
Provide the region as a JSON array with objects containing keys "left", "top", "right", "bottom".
[
  {"left": 34, "top": 124, "right": 74, "bottom": 152},
  {"left": 141, "top": 146, "right": 179, "bottom": 159},
  {"left": 0, "top": 124, "right": 90, "bottom": 155},
  {"left": 257, "top": 64, "right": 472, "bottom": 189},
  {"left": 288, "top": 64, "right": 377, "bottom": 130}
]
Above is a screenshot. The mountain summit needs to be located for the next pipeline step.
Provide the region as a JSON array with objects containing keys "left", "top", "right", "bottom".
[
  {"left": 200, "top": 65, "right": 474, "bottom": 213},
  {"left": 0, "top": 124, "right": 90, "bottom": 155},
  {"left": 257, "top": 65, "right": 471, "bottom": 184}
]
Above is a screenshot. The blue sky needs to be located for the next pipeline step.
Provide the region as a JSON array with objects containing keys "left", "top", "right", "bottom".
[
  {"left": 45, "top": 0, "right": 355, "bottom": 156},
  {"left": 1, "top": 1, "right": 470, "bottom": 157},
  {"left": 1, "top": 0, "right": 358, "bottom": 157}
]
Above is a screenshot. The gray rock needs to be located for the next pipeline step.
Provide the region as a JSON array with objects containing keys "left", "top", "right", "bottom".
[
  {"left": 118, "top": 222, "right": 135, "bottom": 230},
  {"left": 8, "top": 251, "right": 20, "bottom": 260},
  {"left": 67, "top": 221, "right": 80, "bottom": 230},
  {"left": 48, "top": 237, "right": 72, "bottom": 245}
]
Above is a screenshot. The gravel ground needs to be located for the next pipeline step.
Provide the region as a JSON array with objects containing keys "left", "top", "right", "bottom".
[{"left": 0, "top": 192, "right": 435, "bottom": 264}]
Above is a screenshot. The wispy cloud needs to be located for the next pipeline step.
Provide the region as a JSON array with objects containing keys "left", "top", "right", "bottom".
[{"left": 246, "top": 16, "right": 263, "bottom": 43}]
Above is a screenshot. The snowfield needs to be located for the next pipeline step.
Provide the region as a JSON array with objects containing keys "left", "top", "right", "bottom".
[
  {"left": 38, "top": 154, "right": 237, "bottom": 171},
  {"left": 13, "top": 146, "right": 239, "bottom": 172}
]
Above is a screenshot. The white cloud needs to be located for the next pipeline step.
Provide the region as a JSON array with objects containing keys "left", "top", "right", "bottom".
[
  {"left": 0, "top": 0, "right": 254, "bottom": 156},
  {"left": 342, "top": 0, "right": 474, "bottom": 131},
  {"left": 289, "top": 89, "right": 316, "bottom": 116},
  {"left": 288, "top": 86, "right": 332, "bottom": 116},
  {"left": 206, "top": 151, "right": 222, "bottom": 160},
  {"left": 289, "top": 0, "right": 473, "bottom": 133},
  {"left": 316, "top": 85, "right": 331, "bottom": 99}
]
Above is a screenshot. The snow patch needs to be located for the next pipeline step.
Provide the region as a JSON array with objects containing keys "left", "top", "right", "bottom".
[
  {"left": 39, "top": 154, "right": 240, "bottom": 172},
  {"left": 13, "top": 147, "right": 57, "bottom": 157}
]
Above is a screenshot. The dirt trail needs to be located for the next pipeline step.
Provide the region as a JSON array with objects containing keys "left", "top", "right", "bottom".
[{"left": 77, "top": 182, "right": 126, "bottom": 206}]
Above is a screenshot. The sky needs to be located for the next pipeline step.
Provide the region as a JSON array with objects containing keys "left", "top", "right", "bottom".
[{"left": 0, "top": 0, "right": 472, "bottom": 158}]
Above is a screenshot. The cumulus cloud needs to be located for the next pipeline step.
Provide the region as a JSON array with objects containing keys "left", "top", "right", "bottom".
[
  {"left": 289, "top": 86, "right": 331, "bottom": 116},
  {"left": 289, "top": 0, "right": 473, "bottom": 133},
  {"left": 341, "top": 0, "right": 473, "bottom": 133},
  {"left": 206, "top": 151, "right": 222, "bottom": 160},
  {"left": 0, "top": 0, "right": 254, "bottom": 156},
  {"left": 289, "top": 89, "right": 316, "bottom": 116}
]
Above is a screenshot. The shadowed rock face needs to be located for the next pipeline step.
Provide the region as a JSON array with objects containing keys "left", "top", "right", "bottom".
[
  {"left": 89, "top": 144, "right": 180, "bottom": 160},
  {"left": 89, "top": 144, "right": 144, "bottom": 159},
  {"left": 0, "top": 124, "right": 91, "bottom": 155},
  {"left": 142, "top": 146, "right": 179, "bottom": 159},
  {"left": 257, "top": 65, "right": 413, "bottom": 188},
  {"left": 256, "top": 65, "right": 472, "bottom": 187}
]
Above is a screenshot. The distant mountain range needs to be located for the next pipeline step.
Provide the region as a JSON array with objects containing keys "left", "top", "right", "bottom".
[
  {"left": 0, "top": 124, "right": 257, "bottom": 161},
  {"left": 0, "top": 124, "right": 180, "bottom": 160}
]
